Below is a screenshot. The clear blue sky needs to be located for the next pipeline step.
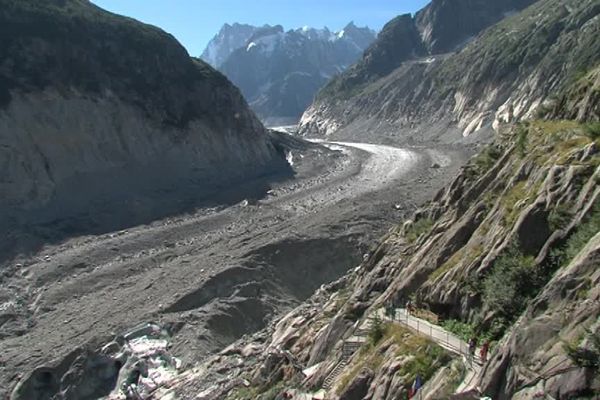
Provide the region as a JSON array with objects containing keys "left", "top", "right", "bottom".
[{"left": 91, "top": 0, "right": 430, "bottom": 56}]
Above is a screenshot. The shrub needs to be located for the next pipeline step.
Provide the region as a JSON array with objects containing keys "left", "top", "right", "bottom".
[
  {"left": 442, "top": 319, "right": 475, "bottom": 342},
  {"left": 548, "top": 204, "right": 572, "bottom": 231},
  {"left": 564, "top": 201, "right": 600, "bottom": 261},
  {"left": 565, "top": 329, "right": 600, "bottom": 369},
  {"left": 443, "top": 318, "right": 498, "bottom": 344},
  {"left": 584, "top": 122, "right": 600, "bottom": 140},
  {"left": 483, "top": 245, "right": 538, "bottom": 318},
  {"left": 516, "top": 124, "right": 529, "bottom": 157},
  {"left": 368, "top": 314, "right": 385, "bottom": 345}
]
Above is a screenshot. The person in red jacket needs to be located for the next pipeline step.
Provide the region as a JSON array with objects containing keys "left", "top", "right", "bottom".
[{"left": 480, "top": 340, "right": 490, "bottom": 363}]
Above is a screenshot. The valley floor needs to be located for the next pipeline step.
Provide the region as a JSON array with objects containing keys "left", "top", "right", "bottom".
[{"left": 1, "top": 134, "right": 472, "bottom": 397}]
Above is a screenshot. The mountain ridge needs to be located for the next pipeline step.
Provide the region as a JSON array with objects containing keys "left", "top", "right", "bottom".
[
  {"left": 202, "top": 21, "right": 376, "bottom": 124},
  {"left": 0, "top": 0, "right": 289, "bottom": 251},
  {"left": 300, "top": 0, "right": 600, "bottom": 143}
]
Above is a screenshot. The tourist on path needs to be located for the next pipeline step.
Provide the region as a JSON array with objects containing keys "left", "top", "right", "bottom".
[
  {"left": 468, "top": 337, "right": 477, "bottom": 364},
  {"left": 480, "top": 340, "right": 490, "bottom": 363}
]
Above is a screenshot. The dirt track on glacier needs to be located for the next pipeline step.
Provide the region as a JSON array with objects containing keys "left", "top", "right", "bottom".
[{"left": 0, "top": 136, "right": 471, "bottom": 396}]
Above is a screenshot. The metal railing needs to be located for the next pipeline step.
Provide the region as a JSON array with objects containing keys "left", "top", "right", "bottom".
[{"left": 386, "top": 308, "right": 482, "bottom": 365}]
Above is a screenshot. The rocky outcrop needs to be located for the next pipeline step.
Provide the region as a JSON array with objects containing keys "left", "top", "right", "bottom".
[
  {"left": 0, "top": 0, "right": 288, "bottom": 236},
  {"left": 299, "top": 0, "right": 600, "bottom": 142},
  {"left": 480, "top": 232, "right": 600, "bottom": 399},
  {"left": 547, "top": 65, "right": 600, "bottom": 122}
]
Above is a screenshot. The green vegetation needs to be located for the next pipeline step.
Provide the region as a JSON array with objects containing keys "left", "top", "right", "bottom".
[
  {"left": 547, "top": 200, "right": 600, "bottom": 272},
  {"left": 501, "top": 181, "right": 530, "bottom": 226},
  {"left": 368, "top": 314, "right": 385, "bottom": 345},
  {"left": 429, "top": 244, "right": 484, "bottom": 282},
  {"left": 548, "top": 204, "right": 573, "bottom": 232},
  {"left": 405, "top": 218, "right": 434, "bottom": 243},
  {"left": 565, "top": 329, "right": 600, "bottom": 370},
  {"left": 483, "top": 245, "right": 538, "bottom": 319},
  {"left": 464, "top": 145, "right": 503, "bottom": 180},
  {"left": 337, "top": 324, "right": 450, "bottom": 395},
  {"left": 442, "top": 319, "right": 476, "bottom": 343},
  {"left": 516, "top": 124, "right": 529, "bottom": 157},
  {"left": 388, "top": 325, "right": 451, "bottom": 385},
  {"left": 442, "top": 319, "right": 497, "bottom": 345},
  {"left": 584, "top": 122, "right": 600, "bottom": 140}
]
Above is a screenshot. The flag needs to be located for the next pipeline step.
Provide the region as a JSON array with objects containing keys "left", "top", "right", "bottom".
[{"left": 408, "top": 375, "right": 422, "bottom": 399}]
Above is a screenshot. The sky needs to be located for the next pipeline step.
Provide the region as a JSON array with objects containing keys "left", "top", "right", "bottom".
[{"left": 91, "top": 0, "right": 430, "bottom": 56}]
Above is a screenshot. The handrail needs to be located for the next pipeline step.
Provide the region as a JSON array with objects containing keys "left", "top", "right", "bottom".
[{"left": 386, "top": 308, "right": 482, "bottom": 364}]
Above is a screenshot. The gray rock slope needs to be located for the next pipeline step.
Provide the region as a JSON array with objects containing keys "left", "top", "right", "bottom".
[
  {"left": 300, "top": 0, "right": 600, "bottom": 143},
  {"left": 0, "top": 0, "right": 289, "bottom": 233},
  {"left": 208, "top": 22, "right": 376, "bottom": 123}
]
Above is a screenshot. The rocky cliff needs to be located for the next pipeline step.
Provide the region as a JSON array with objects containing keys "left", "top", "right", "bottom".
[
  {"left": 144, "top": 66, "right": 600, "bottom": 399},
  {"left": 0, "top": 0, "right": 288, "bottom": 238},
  {"left": 209, "top": 22, "right": 376, "bottom": 124},
  {"left": 201, "top": 23, "right": 273, "bottom": 68},
  {"left": 299, "top": 0, "right": 600, "bottom": 143}
]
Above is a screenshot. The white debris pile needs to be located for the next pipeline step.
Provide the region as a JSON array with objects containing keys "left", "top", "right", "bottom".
[{"left": 106, "top": 323, "right": 182, "bottom": 400}]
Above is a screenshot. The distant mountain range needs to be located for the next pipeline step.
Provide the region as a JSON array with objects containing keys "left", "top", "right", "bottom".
[{"left": 201, "top": 22, "right": 376, "bottom": 125}]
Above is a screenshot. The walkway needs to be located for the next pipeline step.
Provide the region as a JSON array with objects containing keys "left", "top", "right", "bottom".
[
  {"left": 385, "top": 308, "right": 483, "bottom": 393},
  {"left": 320, "top": 307, "right": 484, "bottom": 395}
]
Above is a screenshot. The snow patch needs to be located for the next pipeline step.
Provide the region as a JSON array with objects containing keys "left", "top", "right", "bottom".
[{"left": 286, "top": 150, "right": 294, "bottom": 166}]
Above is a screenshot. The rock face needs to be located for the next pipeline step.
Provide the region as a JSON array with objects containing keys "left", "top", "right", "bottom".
[
  {"left": 204, "top": 22, "right": 376, "bottom": 124},
  {"left": 0, "top": 0, "right": 288, "bottom": 234},
  {"left": 200, "top": 23, "right": 271, "bottom": 68},
  {"left": 299, "top": 0, "right": 600, "bottom": 142},
  {"left": 148, "top": 69, "right": 600, "bottom": 399}
]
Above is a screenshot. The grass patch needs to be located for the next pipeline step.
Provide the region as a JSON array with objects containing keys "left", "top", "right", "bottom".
[
  {"left": 565, "top": 329, "right": 600, "bottom": 370},
  {"left": 337, "top": 324, "right": 450, "bottom": 395},
  {"left": 405, "top": 218, "right": 434, "bottom": 243},
  {"left": 429, "top": 244, "right": 484, "bottom": 283},
  {"left": 387, "top": 325, "right": 451, "bottom": 383},
  {"left": 584, "top": 122, "right": 600, "bottom": 140},
  {"left": 501, "top": 181, "right": 530, "bottom": 226}
]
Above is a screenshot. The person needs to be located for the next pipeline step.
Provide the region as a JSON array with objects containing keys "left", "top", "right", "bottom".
[
  {"left": 480, "top": 340, "right": 490, "bottom": 363},
  {"left": 468, "top": 337, "right": 477, "bottom": 364},
  {"left": 406, "top": 300, "right": 413, "bottom": 315}
]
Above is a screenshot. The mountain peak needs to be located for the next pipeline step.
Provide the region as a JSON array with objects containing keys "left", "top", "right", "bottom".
[
  {"left": 201, "top": 23, "right": 272, "bottom": 67},
  {"left": 212, "top": 21, "right": 376, "bottom": 122},
  {"left": 344, "top": 21, "right": 357, "bottom": 29}
]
